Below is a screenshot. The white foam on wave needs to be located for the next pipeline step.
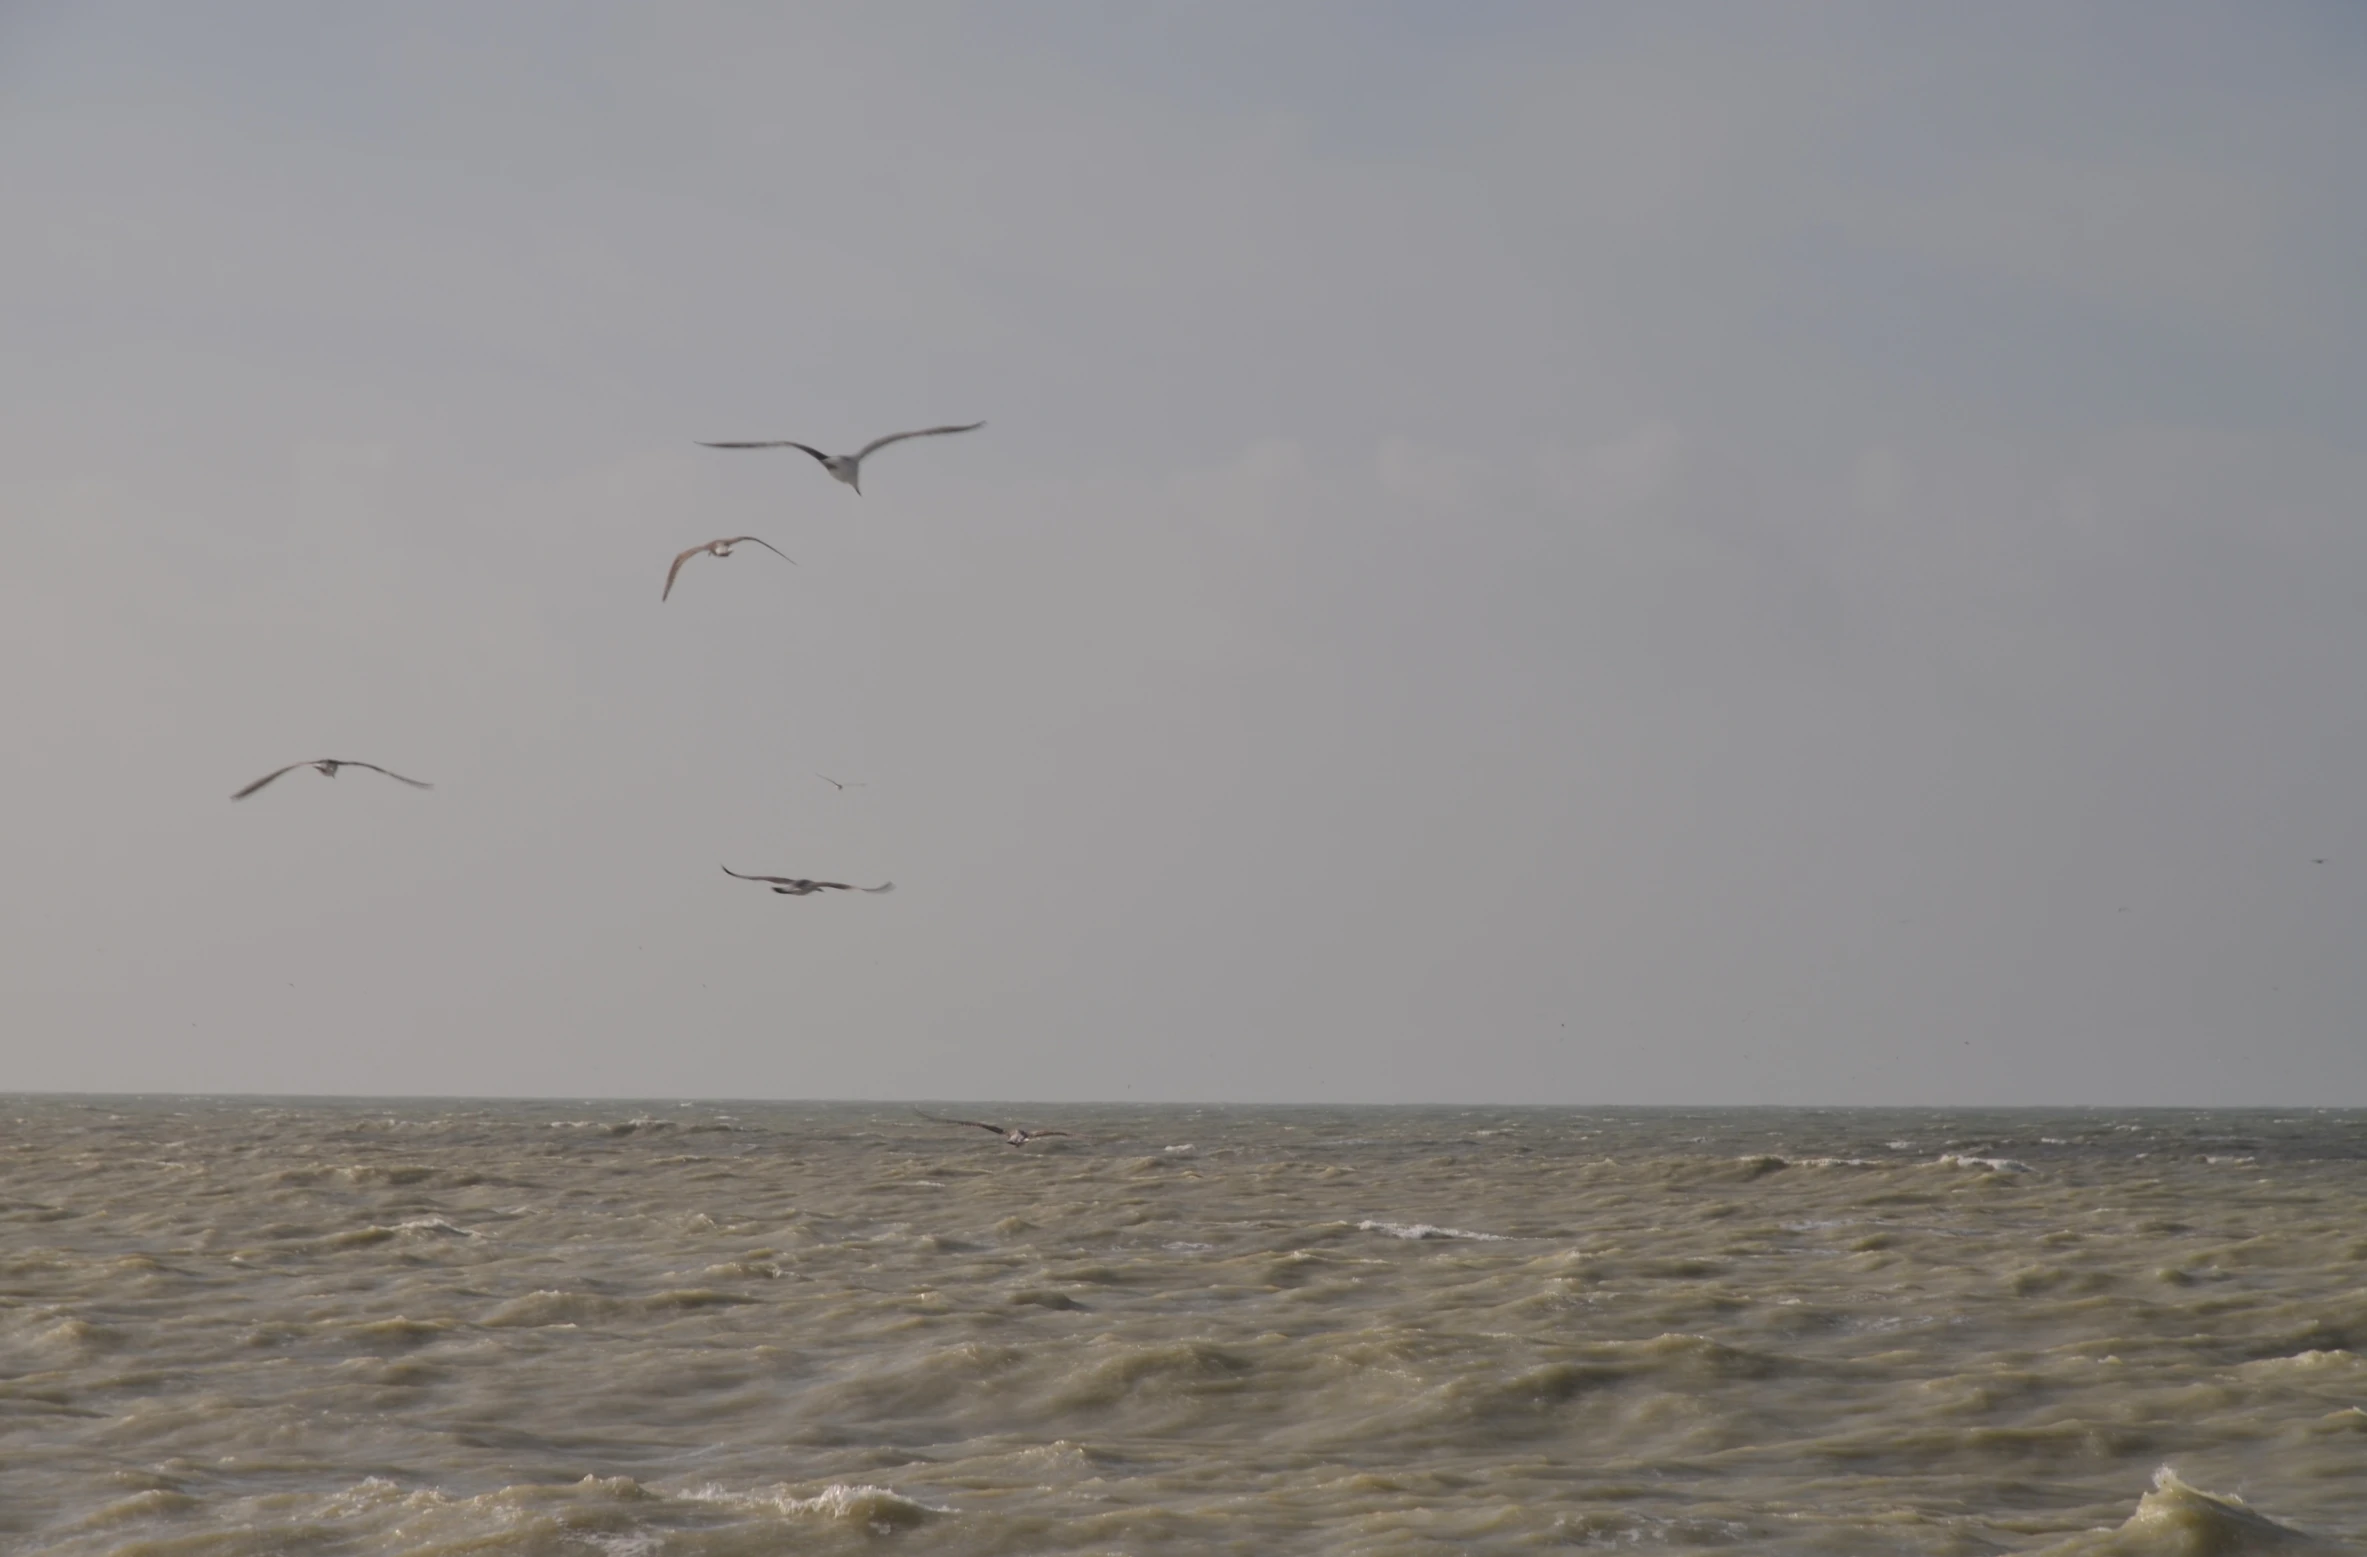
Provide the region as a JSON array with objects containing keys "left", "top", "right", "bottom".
[
  {"left": 579, "top": 1535, "right": 665, "bottom": 1557},
  {"left": 1935, "top": 1154, "right": 2033, "bottom": 1173},
  {"left": 677, "top": 1481, "right": 950, "bottom": 1533},
  {"left": 1162, "top": 1144, "right": 1197, "bottom": 1156},
  {"left": 2025, "top": 1465, "right": 2337, "bottom": 1554},
  {"left": 277, "top": 1475, "right": 956, "bottom": 1552},
  {"left": 394, "top": 1216, "right": 477, "bottom": 1238},
  {"left": 1358, "top": 1219, "right": 1510, "bottom": 1242},
  {"left": 2236, "top": 1348, "right": 2361, "bottom": 1377},
  {"left": 480, "top": 1289, "right": 616, "bottom": 1328}
]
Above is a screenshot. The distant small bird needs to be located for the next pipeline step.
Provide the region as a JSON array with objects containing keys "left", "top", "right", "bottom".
[
  {"left": 915, "top": 1110, "right": 1071, "bottom": 1147},
  {"left": 698, "top": 422, "right": 984, "bottom": 494},
  {"left": 2313, "top": 858, "right": 2328, "bottom": 865},
  {"left": 663, "top": 536, "right": 794, "bottom": 601},
  {"left": 232, "top": 760, "right": 432, "bottom": 801},
  {"left": 721, "top": 866, "right": 894, "bottom": 896},
  {"left": 816, "top": 774, "right": 867, "bottom": 791}
]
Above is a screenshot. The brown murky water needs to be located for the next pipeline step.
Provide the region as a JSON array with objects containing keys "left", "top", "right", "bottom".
[{"left": 4, "top": 1099, "right": 2363, "bottom": 1554}]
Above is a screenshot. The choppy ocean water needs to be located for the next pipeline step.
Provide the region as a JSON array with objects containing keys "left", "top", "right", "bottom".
[{"left": 3, "top": 1099, "right": 2363, "bottom": 1555}]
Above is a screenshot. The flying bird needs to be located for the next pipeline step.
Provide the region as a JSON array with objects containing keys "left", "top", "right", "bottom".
[
  {"left": 232, "top": 760, "right": 433, "bottom": 801},
  {"left": 663, "top": 536, "right": 795, "bottom": 601},
  {"left": 697, "top": 422, "right": 985, "bottom": 494},
  {"left": 816, "top": 774, "right": 867, "bottom": 791},
  {"left": 915, "top": 1110, "right": 1072, "bottom": 1148},
  {"left": 721, "top": 866, "right": 894, "bottom": 896}
]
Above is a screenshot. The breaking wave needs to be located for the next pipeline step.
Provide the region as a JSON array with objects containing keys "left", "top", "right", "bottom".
[
  {"left": 2025, "top": 1466, "right": 2337, "bottom": 1554},
  {"left": 1357, "top": 1219, "right": 1510, "bottom": 1241}
]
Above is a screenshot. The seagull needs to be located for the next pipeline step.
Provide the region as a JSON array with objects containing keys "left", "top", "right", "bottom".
[
  {"left": 697, "top": 422, "right": 984, "bottom": 494},
  {"left": 663, "top": 536, "right": 795, "bottom": 601},
  {"left": 232, "top": 760, "right": 433, "bottom": 801},
  {"left": 816, "top": 774, "right": 867, "bottom": 791},
  {"left": 915, "top": 1110, "right": 1072, "bottom": 1148},
  {"left": 721, "top": 866, "right": 894, "bottom": 896}
]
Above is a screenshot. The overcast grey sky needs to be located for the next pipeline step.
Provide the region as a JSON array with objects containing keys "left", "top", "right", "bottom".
[{"left": 4, "top": 2, "right": 2364, "bottom": 1104}]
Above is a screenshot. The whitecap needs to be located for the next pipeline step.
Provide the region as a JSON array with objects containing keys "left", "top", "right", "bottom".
[
  {"left": 1357, "top": 1219, "right": 1510, "bottom": 1242},
  {"left": 481, "top": 1289, "right": 618, "bottom": 1327},
  {"left": 319, "top": 1477, "right": 417, "bottom": 1517},
  {"left": 1935, "top": 1154, "right": 2033, "bottom": 1173},
  {"left": 2025, "top": 1465, "right": 2337, "bottom": 1554},
  {"left": 2236, "top": 1348, "right": 2361, "bottom": 1376},
  {"left": 677, "top": 1481, "right": 949, "bottom": 1532},
  {"left": 394, "top": 1216, "right": 476, "bottom": 1238},
  {"left": 580, "top": 1535, "right": 666, "bottom": 1557}
]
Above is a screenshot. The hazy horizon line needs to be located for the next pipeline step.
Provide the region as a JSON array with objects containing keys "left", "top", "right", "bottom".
[{"left": 9, "top": 1091, "right": 2356, "bottom": 1113}]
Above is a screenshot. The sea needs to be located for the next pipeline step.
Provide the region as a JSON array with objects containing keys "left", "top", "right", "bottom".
[{"left": 4, "top": 1099, "right": 2363, "bottom": 1555}]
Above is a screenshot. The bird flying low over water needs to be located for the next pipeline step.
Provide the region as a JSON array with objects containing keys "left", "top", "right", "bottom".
[
  {"left": 721, "top": 866, "right": 894, "bottom": 896},
  {"left": 696, "top": 422, "right": 984, "bottom": 494},
  {"left": 232, "top": 760, "right": 433, "bottom": 801},
  {"left": 816, "top": 774, "right": 866, "bottom": 791},
  {"left": 663, "top": 535, "right": 795, "bottom": 601},
  {"left": 915, "top": 1110, "right": 1072, "bottom": 1147}
]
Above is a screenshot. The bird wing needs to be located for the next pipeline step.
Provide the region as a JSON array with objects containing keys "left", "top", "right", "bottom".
[
  {"left": 699, "top": 441, "right": 831, "bottom": 466},
  {"left": 816, "top": 774, "right": 844, "bottom": 789},
  {"left": 1024, "top": 1130, "right": 1072, "bottom": 1140},
  {"left": 916, "top": 1111, "right": 1006, "bottom": 1135},
  {"left": 662, "top": 543, "right": 709, "bottom": 601},
  {"left": 852, "top": 422, "right": 985, "bottom": 463},
  {"left": 345, "top": 763, "right": 433, "bottom": 789},
  {"left": 724, "top": 536, "right": 796, "bottom": 566},
  {"left": 230, "top": 762, "right": 308, "bottom": 800},
  {"left": 721, "top": 865, "right": 801, "bottom": 887}
]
